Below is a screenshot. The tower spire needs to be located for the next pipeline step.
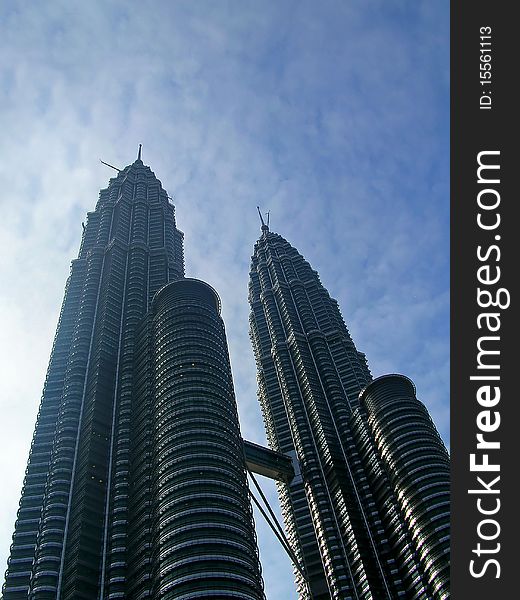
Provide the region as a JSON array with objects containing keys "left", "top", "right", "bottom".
[
  {"left": 137, "top": 143, "right": 142, "bottom": 161},
  {"left": 256, "top": 206, "right": 269, "bottom": 233}
]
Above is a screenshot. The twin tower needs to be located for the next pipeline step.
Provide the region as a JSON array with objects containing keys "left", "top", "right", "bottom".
[{"left": 4, "top": 156, "right": 450, "bottom": 599}]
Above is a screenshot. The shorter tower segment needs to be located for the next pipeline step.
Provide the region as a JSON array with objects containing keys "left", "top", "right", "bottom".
[
  {"left": 359, "top": 375, "right": 450, "bottom": 599},
  {"left": 127, "top": 279, "right": 265, "bottom": 599}
]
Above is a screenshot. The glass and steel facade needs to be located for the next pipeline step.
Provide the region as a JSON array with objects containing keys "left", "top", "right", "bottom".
[
  {"left": 3, "top": 159, "right": 264, "bottom": 599},
  {"left": 248, "top": 228, "right": 450, "bottom": 599},
  {"left": 127, "top": 279, "right": 264, "bottom": 599},
  {"left": 4, "top": 157, "right": 184, "bottom": 600},
  {"left": 357, "top": 375, "right": 450, "bottom": 599}
]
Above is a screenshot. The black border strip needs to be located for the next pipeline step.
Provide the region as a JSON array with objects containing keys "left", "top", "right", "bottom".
[{"left": 451, "top": 3, "right": 517, "bottom": 597}]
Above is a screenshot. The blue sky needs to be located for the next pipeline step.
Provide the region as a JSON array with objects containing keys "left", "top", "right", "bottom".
[{"left": 0, "top": 2, "right": 449, "bottom": 597}]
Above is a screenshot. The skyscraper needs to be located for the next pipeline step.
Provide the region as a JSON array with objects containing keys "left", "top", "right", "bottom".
[
  {"left": 3, "top": 154, "right": 264, "bottom": 600},
  {"left": 248, "top": 225, "right": 450, "bottom": 599},
  {"left": 4, "top": 151, "right": 449, "bottom": 600}
]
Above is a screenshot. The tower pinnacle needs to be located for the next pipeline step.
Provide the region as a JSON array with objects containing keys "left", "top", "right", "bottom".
[
  {"left": 257, "top": 206, "right": 269, "bottom": 233},
  {"left": 137, "top": 143, "right": 142, "bottom": 161}
]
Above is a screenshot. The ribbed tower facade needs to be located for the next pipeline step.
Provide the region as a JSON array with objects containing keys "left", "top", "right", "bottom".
[
  {"left": 356, "top": 375, "right": 450, "bottom": 599},
  {"left": 3, "top": 156, "right": 264, "bottom": 600},
  {"left": 127, "top": 279, "right": 264, "bottom": 599},
  {"left": 248, "top": 227, "right": 450, "bottom": 599}
]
